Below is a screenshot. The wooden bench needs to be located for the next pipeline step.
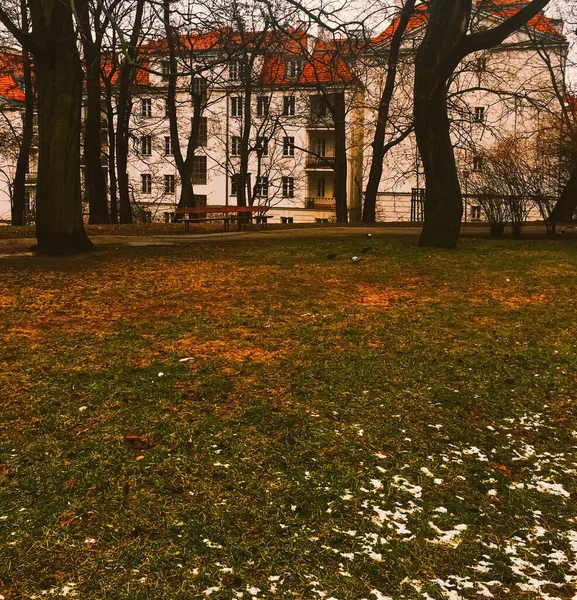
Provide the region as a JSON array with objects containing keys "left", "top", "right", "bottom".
[{"left": 175, "top": 206, "right": 270, "bottom": 232}]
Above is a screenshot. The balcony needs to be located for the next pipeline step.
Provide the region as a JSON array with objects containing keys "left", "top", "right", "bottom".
[
  {"left": 305, "top": 155, "right": 336, "bottom": 170},
  {"left": 306, "top": 197, "right": 335, "bottom": 210},
  {"left": 307, "top": 114, "right": 335, "bottom": 129}
]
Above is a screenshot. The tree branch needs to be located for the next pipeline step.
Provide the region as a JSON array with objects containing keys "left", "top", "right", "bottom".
[{"left": 460, "top": 0, "right": 552, "bottom": 58}]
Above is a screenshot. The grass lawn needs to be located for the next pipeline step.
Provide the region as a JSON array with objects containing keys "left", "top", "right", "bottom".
[{"left": 1, "top": 232, "right": 577, "bottom": 599}]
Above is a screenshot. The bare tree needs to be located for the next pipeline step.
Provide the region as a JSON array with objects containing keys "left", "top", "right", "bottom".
[
  {"left": 414, "top": 0, "right": 551, "bottom": 249},
  {"left": 0, "top": 0, "right": 92, "bottom": 253}
]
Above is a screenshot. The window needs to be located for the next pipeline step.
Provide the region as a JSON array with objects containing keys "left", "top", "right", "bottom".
[
  {"left": 231, "top": 136, "right": 241, "bottom": 156},
  {"left": 229, "top": 59, "right": 245, "bottom": 81},
  {"left": 141, "top": 98, "right": 152, "bottom": 118},
  {"left": 192, "top": 155, "right": 207, "bottom": 184},
  {"left": 230, "top": 174, "right": 237, "bottom": 196},
  {"left": 231, "top": 96, "right": 243, "bottom": 117},
  {"left": 474, "top": 106, "right": 486, "bottom": 123},
  {"left": 282, "top": 176, "right": 294, "bottom": 198},
  {"left": 255, "top": 176, "right": 268, "bottom": 197},
  {"left": 473, "top": 155, "right": 483, "bottom": 172},
  {"left": 471, "top": 205, "right": 482, "bottom": 221},
  {"left": 283, "top": 136, "right": 295, "bottom": 157},
  {"left": 198, "top": 117, "right": 208, "bottom": 146},
  {"left": 285, "top": 59, "right": 302, "bottom": 79},
  {"left": 315, "top": 138, "right": 326, "bottom": 157},
  {"left": 164, "top": 174, "right": 175, "bottom": 194},
  {"left": 283, "top": 95, "right": 295, "bottom": 116},
  {"left": 257, "top": 96, "right": 269, "bottom": 117},
  {"left": 192, "top": 76, "right": 207, "bottom": 98},
  {"left": 141, "top": 135, "right": 152, "bottom": 156},
  {"left": 317, "top": 177, "right": 326, "bottom": 198},
  {"left": 310, "top": 95, "right": 327, "bottom": 119},
  {"left": 256, "top": 136, "right": 268, "bottom": 156},
  {"left": 141, "top": 174, "right": 152, "bottom": 194},
  {"left": 165, "top": 99, "right": 170, "bottom": 117},
  {"left": 161, "top": 61, "right": 170, "bottom": 80},
  {"left": 281, "top": 216, "right": 293, "bottom": 224},
  {"left": 476, "top": 56, "right": 487, "bottom": 72},
  {"left": 165, "top": 136, "right": 174, "bottom": 156}
]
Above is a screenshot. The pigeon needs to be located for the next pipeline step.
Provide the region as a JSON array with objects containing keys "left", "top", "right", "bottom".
[
  {"left": 327, "top": 253, "right": 339, "bottom": 259},
  {"left": 351, "top": 256, "right": 362, "bottom": 263},
  {"left": 361, "top": 247, "right": 371, "bottom": 253},
  {"left": 366, "top": 233, "right": 373, "bottom": 239}
]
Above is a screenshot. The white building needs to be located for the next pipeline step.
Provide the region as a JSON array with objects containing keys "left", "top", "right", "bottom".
[{"left": 0, "top": 1, "right": 568, "bottom": 225}]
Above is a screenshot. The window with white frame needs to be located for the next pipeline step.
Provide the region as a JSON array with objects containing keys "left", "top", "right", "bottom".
[
  {"left": 141, "top": 135, "right": 152, "bottom": 156},
  {"left": 164, "top": 174, "right": 175, "bottom": 194},
  {"left": 471, "top": 205, "right": 482, "bottom": 220},
  {"left": 474, "top": 106, "right": 486, "bottom": 123},
  {"left": 164, "top": 136, "right": 174, "bottom": 156},
  {"left": 161, "top": 61, "right": 170, "bottom": 80},
  {"left": 141, "top": 98, "right": 152, "bottom": 118},
  {"left": 473, "top": 155, "right": 483, "bottom": 171},
  {"left": 285, "top": 59, "right": 302, "bottom": 79},
  {"left": 283, "top": 95, "right": 295, "bottom": 116},
  {"left": 229, "top": 59, "right": 245, "bottom": 81},
  {"left": 255, "top": 176, "right": 268, "bottom": 197},
  {"left": 315, "top": 137, "right": 326, "bottom": 157},
  {"left": 283, "top": 136, "right": 295, "bottom": 156},
  {"left": 141, "top": 173, "right": 152, "bottom": 194},
  {"left": 257, "top": 96, "right": 269, "bottom": 117},
  {"left": 230, "top": 174, "right": 237, "bottom": 196},
  {"left": 231, "top": 136, "right": 241, "bottom": 156},
  {"left": 192, "top": 76, "right": 208, "bottom": 98},
  {"left": 282, "top": 176, "right": 294, "bottom": 198},
  {"left": 231, "top": 96, "right": 243, "bottom": 117}
]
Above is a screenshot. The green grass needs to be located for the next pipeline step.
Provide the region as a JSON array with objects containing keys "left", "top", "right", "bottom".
[{"left": 1, "top": 233, "right": 577, "bottom": 599}]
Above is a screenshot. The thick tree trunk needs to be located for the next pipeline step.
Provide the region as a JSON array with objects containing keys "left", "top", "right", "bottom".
[
  {"left": 331, "top": 92, "right": 348, "bottom": 224},
  {"left": 415, "top": 87, "right": 463, "bottom": 248},
  {"left": 12, "top": 32, "right": 34, "bottom": 226},
  {"left": 550, "top": 167, "right": 577, "bottom": 222},
  {"left": 29, "top": 0, "right": 92, "bottom": 254}
]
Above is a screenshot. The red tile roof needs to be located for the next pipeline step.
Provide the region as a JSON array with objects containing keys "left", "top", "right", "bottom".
[
  {"left": 0, "top": 51, "right": 25, "bottom": 102},
  {"left": 373, "top": 1, "right": 562, "bottom": 46}
]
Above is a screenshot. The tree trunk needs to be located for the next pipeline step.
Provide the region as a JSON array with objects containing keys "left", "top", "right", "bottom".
[
  {"left": 84, "top": 45, "right": 110, "bottom": 224},
  {"left": 331, "top": 92, "right": 348, "bottom": 223},
  {"left": 363, "top": 0, "right": 416, "bottom": 224},
  {"left": 12, "top": 21, "right": 34, "bottom": 226},
  {"left": 550, "top": 166, "right": 577, "bottom": 222},
  {"left": 115, "top": 0, "right": 145, "bottom": 224},
  {"left": 105, "top": 91, "right": 119, "bottom": 224},
  {"left": 29, "top": 0, "right": 92, "bottom": 254},
  {"left": 415, "top": 86, "right": 463, "bottom": 248}
]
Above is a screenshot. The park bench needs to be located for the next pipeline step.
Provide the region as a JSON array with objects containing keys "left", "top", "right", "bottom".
[{"left": 175, "top": 205, "right": 270, "bottom": 232}]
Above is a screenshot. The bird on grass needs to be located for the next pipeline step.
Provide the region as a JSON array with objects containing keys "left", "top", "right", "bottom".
[
  {"left": 366, "top": 233, "right": 373, "bottom": 239},
  {"left": 327, "top": 253, "right": 339, "bottom": 260},
  {"left": 351, "top": 256, "right": 362, "bottom": 263}
]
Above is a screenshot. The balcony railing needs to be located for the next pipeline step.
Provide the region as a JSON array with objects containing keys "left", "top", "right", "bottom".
[
  {"left": 306, "top": 197, "right": 335, "bottom": 209},
  {"left": 307, "top": 114, "right": 335, "bottom": 129},
  {"left": 305, "top": 155, "right": 336, "bottom": 170}
]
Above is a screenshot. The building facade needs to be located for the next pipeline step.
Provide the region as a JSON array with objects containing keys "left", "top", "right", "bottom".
[{"left": 0, "top": 1, "right": 568, "bottom": 225}]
